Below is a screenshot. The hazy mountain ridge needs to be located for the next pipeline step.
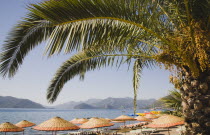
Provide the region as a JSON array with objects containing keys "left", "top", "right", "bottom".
[
  {"left": 53, "top": 101, "right": 83, "bottom": 109},
  {"left": 74, "top": 103, "right": 97, "bottom": 109},
  {"left": 0, "top": 96, "right": 160, "bottom": 109},
  {"left": 0, "top": 96, "right": 45, "bottom": 108},
  {"left": 54, "top": 97, "right": 157, "bottom": 109}
]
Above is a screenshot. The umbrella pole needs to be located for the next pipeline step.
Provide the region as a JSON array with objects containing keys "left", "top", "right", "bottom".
[{"left": 168, "top": 127, "right": 170, "bottom": 135}]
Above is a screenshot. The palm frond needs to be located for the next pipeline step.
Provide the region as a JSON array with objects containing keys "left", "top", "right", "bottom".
[
  {"left": 29, "top": 0, "right": 151, "bottom": 24},
  {"left": 44, "top": 19, "right": 155, "bottom": 56},
  {"left": 191, "top": 0, "right": 210, "bottom": 29},
  {"left": 1, "top": 0, "right": 195, "bottom": 78},
  {"left": 47, "top": 50, "right": 116, "bottom": 103},
  {"left": 47, "top": 49, "right": 155, "bottom": 103},
  {"left": 0, "top": 13, "right": 54, "bottom": 77},
  {"left": 160, "top": 89, "right": 182, "bottom": 111},
  {"left": 132, "top": 57, "right": 156, "bottom": 114},
  {"left": 28, "top": 0, "right": 178, "bottom": 55},
  {"left": 132, "top": 59, "right": 142, "bottom": 115}
]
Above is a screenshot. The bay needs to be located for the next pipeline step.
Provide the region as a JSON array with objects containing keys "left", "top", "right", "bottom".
[{"left": 0, "top": 108, "right": 151, "bottom": 135}]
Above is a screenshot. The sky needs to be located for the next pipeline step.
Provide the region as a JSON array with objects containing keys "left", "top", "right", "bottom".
[{"left": 0, "top": 0, "right": 173, "bottom": 106}]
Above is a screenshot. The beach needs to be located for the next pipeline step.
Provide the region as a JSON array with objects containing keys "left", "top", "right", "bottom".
[
  {"left": 117, "top": 127, "right": 180, "bottom": 135},
  {"left": 0, "top": 109, "right": 185, "bottom": 135},
  {"left": 0, "top": 108, "right": 152, "bottom": 135}
]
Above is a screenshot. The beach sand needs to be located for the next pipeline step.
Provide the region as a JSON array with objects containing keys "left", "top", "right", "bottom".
[
  {"left": 150, "top": 127, "right": 179, "bottom": 135},
  {"left": 117, "top": 127, "right": 179, "bottom": 135}
]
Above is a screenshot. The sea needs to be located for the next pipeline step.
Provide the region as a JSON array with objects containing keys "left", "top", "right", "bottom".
[{"left": 0, "top": 108, "right": 152, "bottom": 135}]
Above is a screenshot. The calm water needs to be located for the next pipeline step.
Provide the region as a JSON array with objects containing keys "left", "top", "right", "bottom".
[{"left": 0, "top": 108, "right": 151, "bottom": 135}]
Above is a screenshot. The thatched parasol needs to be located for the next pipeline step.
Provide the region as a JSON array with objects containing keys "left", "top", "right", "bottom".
[
  {"left": 33, "top": 117, "right": 79, "bottom": 135},
  {"left": 0, "top": 122, "right": 24, "bottom": 135},
  {"left": 135, "top": 116, "right": 152, "bottom": 122},
  {"left": 15, "top": 120, "right": 35, "bottom": 135},
  {"left": 112, "top": 115, "right": 136, "bottom": 126},
  {"left": 145, "top": 114, "right": 158, "bottom": 119},
  {"left": 100, "top": 118, "right": 111, "bottom": 123},
  {"left": 16, "top": 120, "right": 35, "bottom": 128},
  {"left": 105, "top": 118, "right": 112, "bottom": 122},
  {"left": 70, "top": 118, "right": 88, "bottom": 124},
  {"left": 111, "top": 120, "right": 125, "bottom": 123},
  {"left": 70, "top": 118, "right": 79, "bottom": 124},
  {"left": 80, "top": 118, "right": 114, "bottom": 129},
  {"left": 156, "top": 114, "right": 166, "bottom": 117},
  {"left": 146, "top": 115, "right": 184, "bottom": 128},
  {"left": 112, "top": 115, "right": 136, "bottom": 121},
  {"left": 88, "top": 117, "right": 98, "bottom": 120},
  {"left": 145, "top": 115, "right": 184, "bottom": 135}
]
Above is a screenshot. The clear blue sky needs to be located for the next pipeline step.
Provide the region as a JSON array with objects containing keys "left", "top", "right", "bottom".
[{"left": 0, "top": 0, "right": 173, "bottom": 106}]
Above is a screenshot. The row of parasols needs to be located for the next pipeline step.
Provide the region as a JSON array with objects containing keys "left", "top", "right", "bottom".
[{"left": 0, "top": 114, "right": 184, "bottom": 135}]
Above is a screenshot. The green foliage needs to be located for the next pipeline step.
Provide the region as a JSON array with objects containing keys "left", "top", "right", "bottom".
[
  {"left": 160, "top": 89, "right": 182, "bottom": 116},
  {"left": 0, "top": 0, "right": 209, "bottom": 110},
  {"left": 133, "top": 60, "right": 141, "bottom": 115},
  {"left": 0, "top": 14, "right": 54, "bottom": 77},
  {"left": 47, "top": 48, "right": 156, "bottom": 103}
]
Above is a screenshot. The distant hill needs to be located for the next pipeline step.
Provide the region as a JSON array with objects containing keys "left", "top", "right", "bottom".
[
  {"left": 54, "top": 97, "right": 157, "bottom": 109},
  {"left": 53, "top": 101, "right": 83, "bottom": 109},
  {"left": 74, "top": 103, "right": 97, "bottom": 109},
  {"left": 146, "top": 99, "right": 165, "bottom": 109},
  {"left": 0, "top": 96, "right": 45, "bottom": 108},
  {"left": 53, "top": 98, "right": 103, "bottom": 109},
  {"left": 0, "top": 96, "right": 161, "bottom": 109},
  {"left": 92, "top": 97, "right": 156, "bottom": 109}
]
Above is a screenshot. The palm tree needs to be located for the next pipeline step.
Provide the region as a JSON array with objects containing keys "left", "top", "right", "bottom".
[
  {"left": 0, "top": 0, "right": 209, "bottom": 134},
  {"left": 160, "top": 89, "right": 182, "bottom": 116},
  {"left": 48, "top": 49, "right": 156, "bottom": 113}
]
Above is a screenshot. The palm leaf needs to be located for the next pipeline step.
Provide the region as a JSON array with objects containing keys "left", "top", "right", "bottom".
[
  {"left": 1, "top": 0, "right": 195, "bottom": 77},
  {"left": 44, "top": 19, "right": 154, "bottom": 56},
  {"left": 0, "top": 13, "right": 54, "bottom": 77},
  {"left": 29, "top": 0, "right": 177, "bottom": 55},
  {"left": 47, "top": 49, "right": 155, "bottom": 103},
  {"left": 132, "top": 59, "right": 142, "bottom": 115},
  {"left": 160, "top": 89, "right": 181, "bottom": 111}
]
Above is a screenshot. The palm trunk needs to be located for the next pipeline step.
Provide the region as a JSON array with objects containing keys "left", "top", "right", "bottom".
[{"left": 180, "top": 69, "right": 210, "bottom": 135}]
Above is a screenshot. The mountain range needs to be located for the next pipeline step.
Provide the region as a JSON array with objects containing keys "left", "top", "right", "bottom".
[
  {"left": 53, "top": 97, "right": 157, "bottom": 109},
  {"left": 0, "top": 96, "right": 160, "bottom": 109},
  {"left": 0, "top": 96, "right": 45, "bottom": 108}
]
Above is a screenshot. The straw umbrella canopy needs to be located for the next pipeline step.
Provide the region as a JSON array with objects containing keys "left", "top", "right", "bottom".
[
  {"left": 16, "top": 120, "right": 35, "bottom": 128},
  {"left": 33, "top": 117, "right": 79, "bottom": 135},
  {"left": 145, "top": 114, "right": 158, "bottom": 119},
  {"left": 135, "top": 116, "right": 152, "bottom": 122},
  {"left": 0, "top": 122, "right": 24, "bottom": 135},
  {"left": 112, "top": 115, "right": 136, "bottom": 121},
  {"left": 70, "top": 118, "right": 88, "bottom": 124},
  {"left": 156, "top": 114, "right": 166, "bottom": 117},
  {"left": 100, "top": 118, "right": 111, "bottom": 123},
  {"left": 89, "top": 117, "right": 99, "bottom": 120},
  {"left": 105, "top": 118, "right": 112, "bottom": 122},
  {"left": 70, "top": 118, "right": 79, "bottom": 124},
  {"left": 112, "top": 115, "right": 136, "bottom": 126},
  {"left": 80, "top": 118, "right": 114, "bottom": 129},
  {"left": 77, "top": 118, "right": 88, "bottom": 124},
  {"left": 146, "top": 115, "right": 184, "bottom": 128},
  {"left": 111, "top": 120, "right": 125, "bottom": 123},
  {"left": 145, "top": 115, "right": 184, "bottom": 135}
]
